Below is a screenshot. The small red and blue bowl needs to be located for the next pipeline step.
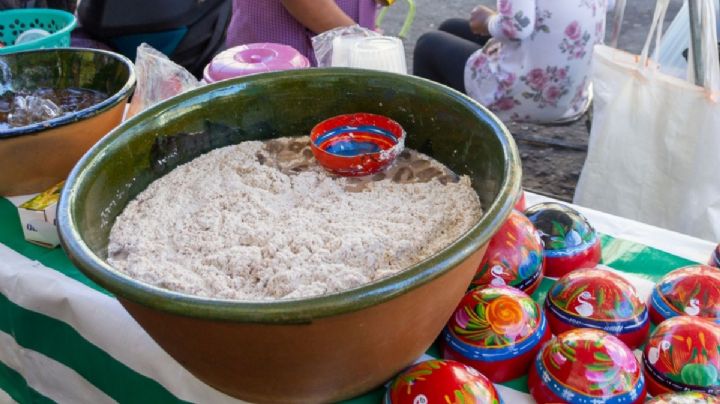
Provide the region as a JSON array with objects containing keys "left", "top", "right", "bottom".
[{"left": 310, "top": 113, "right": 406, "bottom": 177}]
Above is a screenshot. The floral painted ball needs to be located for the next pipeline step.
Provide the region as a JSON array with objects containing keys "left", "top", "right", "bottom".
[
  {"left": 514, "top": 190, "right": 526, "bottom": 211},
  {"left": 646, "top": 391, "right": 720, "bottom": 404},
  {"left": 442, "top": 286, "right": 550, "bottom": 382},
  {"left": 384, "top": 359, "right": 500, "bottom": 404},
  {"left": 524, "top": 202, "right": 601, "bottom": 278},
  {"left": 528, "top": 328, "right": 646, "bottom": 404},
  {"left": 545, "top": 268, "right": 649, "bottom": 349},
  {"left": 710, "top": 244, "right": 720, "bottom": 268},
  {"left": 648, "top": 265, "right": 720, "bottom": 325},
  {"left": 471, "top": 210, "right": 545, "bottom": 295},
  {"left": 643, "top": 316, "right": 720, "bottom": 396}
]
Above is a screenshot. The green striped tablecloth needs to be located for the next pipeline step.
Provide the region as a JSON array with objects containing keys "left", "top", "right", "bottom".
[{"left": 0, "top": 192, "right": 715, "bottom": 403}]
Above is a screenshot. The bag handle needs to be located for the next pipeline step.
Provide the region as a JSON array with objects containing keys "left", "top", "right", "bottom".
[
  {"left": 608, "top": 0, "right": 626, "bottom": 48},
  {"left": 638, "top": 0, "right": 671, "bottom": 68},
  {"left": 700, "top": 0, "right": 720, "bottom": 93}
]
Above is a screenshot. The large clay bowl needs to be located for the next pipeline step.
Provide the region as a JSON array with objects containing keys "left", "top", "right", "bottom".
[
  {"left": 0, "top": 48, "right": 135, "bottom": 196},
  {"left": 57, "top": 68, "right": 521, "bottom": 403}
]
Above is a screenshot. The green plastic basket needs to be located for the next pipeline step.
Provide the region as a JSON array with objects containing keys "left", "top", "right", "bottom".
[{"left": 0, "top": 9, "right": 76, "bottom": 55}]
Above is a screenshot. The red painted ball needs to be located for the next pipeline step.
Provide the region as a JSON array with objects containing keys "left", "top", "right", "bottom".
[
  {"left": 471, "top": 210, "right": 544, "bottom": 295},
  {"left": 643, "top": 316, "right": 720, "bottom": 396},
  {"left": 524, "top": 202, "right": 601, "bottom": 278},
  {"left": 648, "top": 265, "right": 720, "bottom": 325},
  {"left": 528, "top": 328, "right": 646, "bottom": 404},
  {"left": 442, "top": 286, "right": 550, "bottom": 382},
  {"left": 545, "top": 267, "right": 649, "bottom": 349},
  {"left": 384, "top": 359, "right": 500, "bottom": 404}
]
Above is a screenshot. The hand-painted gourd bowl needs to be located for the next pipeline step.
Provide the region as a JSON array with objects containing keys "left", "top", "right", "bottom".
[
  {"left": 442, "top": 285, "right": 550, "bottom": 382},
  {"left": 470, "top": 210, "right": 544, "bottom": 294},
  {"left": 310, "top": 112, "right": 406, "bottom": 176},
  {"left": 0, "top": 48, "right": 135, "bottom": 196},
  {"left": 57, "top": 69, "right": 521, "bottom": 403},
  {"left": 545, "top": 267, "right": 649, "bottom": 349},
  {"left": 646, "top": 391, "right": 720, "bottom": 404},
  {"left": 648, "top": 265, "right": 720, "bottom": 325},
  {"left": 528, "top": 328, "right": 646, "bottom": 404},
  {"left": 384, "top": 359, "right": 500, "bottom": 404},
  {"left": 524, "top": 202, "right": 601, "bottom": 278},
  {"left": 642, "top": 316, "right": 720, "bottom": 396},
  {"left": 710, "top": 244, "right": 720, "bottom": 268}
]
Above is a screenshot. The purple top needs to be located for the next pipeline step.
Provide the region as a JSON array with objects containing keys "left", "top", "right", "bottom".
[{"left": 226, "top": 0, "right": 377, "bottom": 65}]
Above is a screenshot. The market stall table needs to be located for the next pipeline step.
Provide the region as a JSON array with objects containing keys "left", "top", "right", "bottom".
[{"left": 0, "top": 192, "right": 715, "bottom": 403}]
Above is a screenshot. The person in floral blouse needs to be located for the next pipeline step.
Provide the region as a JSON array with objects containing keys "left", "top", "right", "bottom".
[{"left": 414, "top": 0, "right": 615, "bottom": 123}]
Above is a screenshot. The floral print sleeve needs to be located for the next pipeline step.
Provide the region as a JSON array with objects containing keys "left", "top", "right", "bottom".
[
  {"left": 488, "top": 0, "right": 537, "bottom": 41},
  {"left": 464, "top": 0, "right": 609, "bottom": 123}
]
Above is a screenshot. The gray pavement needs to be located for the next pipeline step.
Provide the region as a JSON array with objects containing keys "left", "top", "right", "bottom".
[{"left": 381, "top": 0, "right": 684, "bottom": 201}]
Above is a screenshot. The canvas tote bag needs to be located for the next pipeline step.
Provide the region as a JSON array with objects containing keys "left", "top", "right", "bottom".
[{"left": 574, "top": 0, "right": 720, "bottom": 241}]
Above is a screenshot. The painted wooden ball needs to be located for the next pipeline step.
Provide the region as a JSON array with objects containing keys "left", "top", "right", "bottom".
[
  {"left": 384, "top": 359, "right": 500, "bottom": 404},
  {"left": 646, "top": 391, "right": 720, "bottom": 403},
  {"left": 528, "top": 328, "right": 646, "bottom": 404},
  {"left": 471, "top": 210, "right": 545, "bottom": 295},
  {"left": 442, "top": 285, "right": 551, "bottom": 382},
  {"left": 710, "top": 244, "right": 720, "bottom": 268},
  {"left": 524, "top": 202, "right": 601, "bottom": 278},
  {"left": 643, "top": 316, "right": 720, "bottom": 396},
  {"left": 648, "top": 265, "right": 720, "bottom": 325},
  {"left": 514, "top": 190, "right": 526, "bottom": 211},
  {"left": 544, "top": 267, "right": 649, "bottom": 349}
]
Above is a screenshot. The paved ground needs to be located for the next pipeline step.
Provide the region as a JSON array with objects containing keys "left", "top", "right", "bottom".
[{"left": 381, "top": 0, "right": 684, "bottom": 201}]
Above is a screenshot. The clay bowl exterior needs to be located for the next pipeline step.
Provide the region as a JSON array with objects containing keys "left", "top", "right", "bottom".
[
  {"left": 545, "top": 268, "right": 649, "bottom": 349},
  {"left": 470, "top": 210, "right": 544, "bottom": 294},
  {"left": 442, "top": 285, "right": 550, "bottom": 382},
  {"left": 643, "top": 316, "right": 720, "bottom": 396},
  {"left": 529, "top": 328, "right": 646, "bottom": 404},
  {"left": 384, "top": 359, "right": 500, "bottom": 404},
  {"left": 525, "top": 202, "right": 601, "bottom": 278},
  {"left": 648, "top": 265, "right": 720, "bottom": 325},
  {"left": 57, "top": 69, "right": 521, "bottom": 403},
  {"left": 0, "top": 48, "right": 135, "bottom": 196}
]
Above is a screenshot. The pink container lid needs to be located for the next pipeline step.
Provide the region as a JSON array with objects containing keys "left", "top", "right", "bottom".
[{"left": 203, "top": 43, "right": 310, "bottom": 83}]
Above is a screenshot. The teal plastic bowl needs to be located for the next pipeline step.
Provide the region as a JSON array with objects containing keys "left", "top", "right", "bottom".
[{"left": 0, "top": 9, "right": 76, "bottom": 55}]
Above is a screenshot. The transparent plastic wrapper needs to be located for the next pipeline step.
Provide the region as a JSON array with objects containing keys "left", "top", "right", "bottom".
[
  {"left": 126, "top": 43, "right": 200, "bottom": 119},
  {"left": 311, "top": 25, "right": 380, "bottom": 67}
]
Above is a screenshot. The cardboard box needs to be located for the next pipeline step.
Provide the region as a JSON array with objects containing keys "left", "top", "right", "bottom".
[{"left": 17, "top": 181, "right": 63, "bottom": 248}]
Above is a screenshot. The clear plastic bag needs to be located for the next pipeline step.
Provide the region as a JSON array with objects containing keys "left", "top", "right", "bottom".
[
  {"left": 311, "top": 25, "right": 380, "bottom": 67},
  {"left": 126, "top": 43, "right": 200, "bottom": 119}
]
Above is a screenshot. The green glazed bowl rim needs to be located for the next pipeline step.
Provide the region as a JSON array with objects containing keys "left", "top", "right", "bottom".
[
  {"left": 0, "top": 48, "right": 136, "bottom": 139},
  {"left": 58, "top": 68, "right": 521, "bottom": 324}
]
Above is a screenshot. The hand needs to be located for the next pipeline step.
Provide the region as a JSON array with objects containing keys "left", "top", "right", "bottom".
[{"left": 469, "top": 5, "right": 496, "bottom": 36}]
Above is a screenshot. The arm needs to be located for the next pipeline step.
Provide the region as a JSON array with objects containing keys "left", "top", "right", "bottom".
[
  {"left": 280, "top": 0, "right": 356, "bottom": 34},
  {"left": 487, "top": 0, "right": 536, "bottom": 41}
]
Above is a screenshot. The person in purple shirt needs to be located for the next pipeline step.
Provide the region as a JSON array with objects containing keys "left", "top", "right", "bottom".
[{"left": 226, "top": 0, "right": 378, "bottom": 65}]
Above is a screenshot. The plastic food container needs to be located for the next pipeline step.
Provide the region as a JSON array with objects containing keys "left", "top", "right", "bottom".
[
  {"left": 349, "top": 36, "right": 407, "bottom": 74},
  {"left": 0, "top": 9, "right": 76, "bottom": 54},
  {"left": 203, "top": 43, "right": 309, "bottom": 83}
]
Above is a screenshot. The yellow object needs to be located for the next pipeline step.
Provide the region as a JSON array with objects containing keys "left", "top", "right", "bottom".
[
  {"left": 19, "top": 181, "right": 64, "bottom": 210},
  {"left": 378, "top": 0, "right": 395, "bottom": 5},
  {"left": 17, "top": 181, "right": 64, "bottom": 248}
]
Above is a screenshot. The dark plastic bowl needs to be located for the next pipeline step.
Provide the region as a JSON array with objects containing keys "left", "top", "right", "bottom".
[{"left": 58, "top": 68, "right": 521, "bottom": 403}]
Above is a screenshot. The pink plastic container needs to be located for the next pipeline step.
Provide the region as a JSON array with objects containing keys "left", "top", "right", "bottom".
[{"left": 203, "top": 43, "right": 310, "bottom": 83}]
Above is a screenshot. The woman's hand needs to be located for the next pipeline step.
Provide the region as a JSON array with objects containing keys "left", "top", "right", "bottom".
[
  {"left": 469, "top": 5, "right": 496, "bottom": 36},
  {"left": 281, "top": 0, "right": 356, "bottom": 34}
]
